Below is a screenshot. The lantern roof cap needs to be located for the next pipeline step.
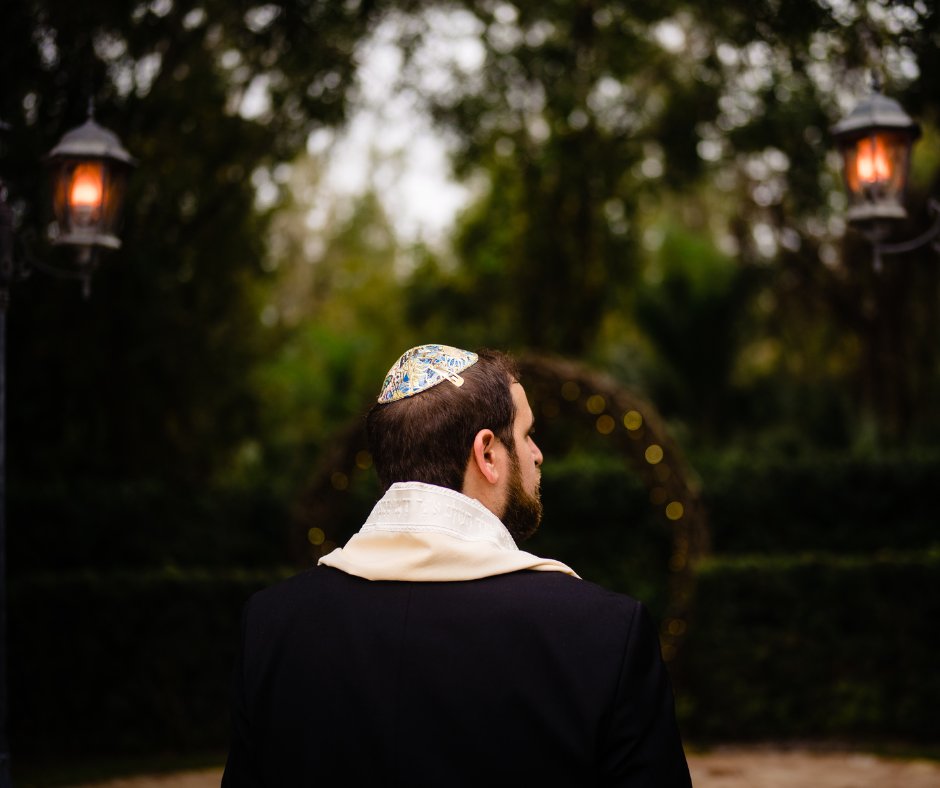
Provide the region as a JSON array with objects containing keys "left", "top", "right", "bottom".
[
  {"left": 47, "top": 117, "right": 136, "bottom": 166},
  {"left": 832, "top": 91, "right": 921, "bottom": 140}
]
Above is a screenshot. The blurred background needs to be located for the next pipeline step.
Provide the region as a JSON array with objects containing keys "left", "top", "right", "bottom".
[{"left": 2, "top": 0, "right": 939, "bottom": 783}]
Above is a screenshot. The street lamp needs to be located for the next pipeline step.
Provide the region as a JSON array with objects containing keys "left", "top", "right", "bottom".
[
  {"left": 43, "top": 104, "right": 136, "bottom": 297},
  {"left": 0, "top": 105, "right": 133, "bottom": 787},
  {"left": 832, "top": 80, "right": 940, "bottom": 269}
]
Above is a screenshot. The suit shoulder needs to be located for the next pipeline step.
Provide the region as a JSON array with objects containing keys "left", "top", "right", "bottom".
[
  {"left": 495, "top": 570, "right": 645, "bottom": 619},
  {"left": 517, "top": 569, "right": 640, "bottom": 600},
  {"left": 246, "top": 565, "right": 355, "bottom": 612}
]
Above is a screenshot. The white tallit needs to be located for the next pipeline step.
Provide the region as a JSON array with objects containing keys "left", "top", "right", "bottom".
[{"left": 319, "top": 481, "right": 579, "bottom": 581}]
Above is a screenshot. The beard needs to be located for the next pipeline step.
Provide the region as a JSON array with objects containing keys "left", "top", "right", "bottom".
[{"left": 501, "top": 450, "right": 543, "bottom": 545}]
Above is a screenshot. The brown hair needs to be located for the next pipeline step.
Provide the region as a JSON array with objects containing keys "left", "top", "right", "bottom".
[{"left": 366, "top": 349, "right": 519, "bottom": 493}]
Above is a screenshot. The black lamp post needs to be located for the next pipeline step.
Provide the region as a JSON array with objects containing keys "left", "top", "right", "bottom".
[
  {"left": 0, "top": 106, "right": 133, "bottom": 785},
  {"left": 832, "top": 80, "right": 940, "bottom": 269}
]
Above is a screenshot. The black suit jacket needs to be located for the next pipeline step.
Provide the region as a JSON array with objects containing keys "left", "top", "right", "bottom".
[{"left": 222, "top": 566, "right": 692, "bottom": 787}]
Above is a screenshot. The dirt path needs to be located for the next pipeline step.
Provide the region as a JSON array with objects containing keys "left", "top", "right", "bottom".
[
  {"left": 68, "top": 747, "right": 940, "bottom": 788},
  {"left": 687, "top": 747, "right": 940, "bottom": 787}
]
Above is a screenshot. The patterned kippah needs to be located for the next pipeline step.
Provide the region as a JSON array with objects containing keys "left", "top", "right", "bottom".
[{"left": 377, "top": 344, "right": 479, "bottom": 403}]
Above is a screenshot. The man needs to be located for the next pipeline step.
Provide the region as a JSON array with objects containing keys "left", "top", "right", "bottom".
[{"left": 222, "top": 344, "right": 692, "bottom": 786}]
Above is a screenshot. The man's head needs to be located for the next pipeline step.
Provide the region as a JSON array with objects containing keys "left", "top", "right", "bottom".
[{"left": 366, "top": 344, "right": 543, "bottom": 542}]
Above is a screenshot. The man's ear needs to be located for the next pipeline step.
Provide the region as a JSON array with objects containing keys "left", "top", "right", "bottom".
[{"left": 470, "top": 428, "right": 500, "bottom": 485}]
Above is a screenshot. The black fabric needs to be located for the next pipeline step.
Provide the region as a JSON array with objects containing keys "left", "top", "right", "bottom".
[{"left": 222, "top": 566, "right": 692, "bottom": 787}]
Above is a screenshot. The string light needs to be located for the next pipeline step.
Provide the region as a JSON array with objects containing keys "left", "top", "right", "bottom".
[
  {"left": 623, "top": 410, "right": 643, "bottom": 430},
  {"left": 667, "top": 619, "right": 687, "bottom": 636}
]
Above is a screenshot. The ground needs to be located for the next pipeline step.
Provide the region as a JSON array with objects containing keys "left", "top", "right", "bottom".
[{"left": 69, "top": 747, "right": 940, "bottom": 788}]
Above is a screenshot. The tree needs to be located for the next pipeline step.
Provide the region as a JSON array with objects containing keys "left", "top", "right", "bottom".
[
  {"left": 702, "top": 0, "right": 940, "bottom": 444},
  {"left": 396, "top": 1, "right": 711, "bottom": 354},
  {"left": 392, "top": 0, "right": 940, "bottom": 447},
  {"left": 252, "top": 163, "right": 416, "bottom": 492},
  {"left": 1, "top": 0, "right": 384, "bottom": 484}
]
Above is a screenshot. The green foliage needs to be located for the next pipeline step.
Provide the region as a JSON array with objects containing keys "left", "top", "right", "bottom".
[
  {"left": 697, "top": 452, "right": 940, "bottom": 554},
  {"left": 399, "top": 1, "right": 667, "bottom": 354},
  {"left": 4, "top": 0, "right": 938, "bottom": 498},
  {"left": 252, "top": 187, "right": 420, "bottom": 489},
  {"left": 2, "top": 0, "right": 382, "bottom": 484},
  {"left": 8, "top": 479, "right": 291, "bottom": 572},
  {"left": 674, "top": 450, "right": 940, "bottom": 744},
  {"left": 3, "top": 0, "right": 940, "bottom": 765},
  {"left": 403, "top": 163, "right": 530, "bottom": 350},
  {"left": 9, "top": 452, "right": 940, "bottom": 768},
  {"left": 633, "top": 220, "right": 759, "bottom": 438},
  {"left": 530, "top": 454, "right": 673, "bottom": 620},
  {"left": 391, "top": 0, "right": 940, "bottom": 447},
  {"left": 675, "top": 551, "right": 940, "bottom": 742}
]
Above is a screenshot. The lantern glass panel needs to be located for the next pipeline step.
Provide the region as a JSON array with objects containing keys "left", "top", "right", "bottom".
[
  {"left": 841, "top": 130, "right": 911, "bottom": 222},
  {"left": 68, "top": 163, "right": 105, "bottom": 226},
  {"left": 51, "top": 157, "right": 129, "bottom": 249}
]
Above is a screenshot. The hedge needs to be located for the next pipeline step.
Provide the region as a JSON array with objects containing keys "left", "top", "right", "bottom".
[
  {"left": 674, "top": 550, "right": 940, "bottom": 742},
  {"left": 9, "top": 567, "right": 291, "bottom": 771},
  {"left": 696, "top": 452, "right": 940, "bottom": 554},
  {"left": 8, "top": 453, "right": 940, "bottom": 771},
  {"left": 534, "top": 453, "right": 940, "bottom": 616},
  {"left": 533, "top": 456, "right": 673, "bottom": 617},
  {"left": 8, "top": 480, "right": 291, "bottom": 572},
  {"left": 10, "top": 556, "right": 940, "bottom": 773},
  {"left": 10, "top": 454, "right": 940, "bottom": 575}
]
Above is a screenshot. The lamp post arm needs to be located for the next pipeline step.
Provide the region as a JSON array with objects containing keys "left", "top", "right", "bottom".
[
  {"left": 871, "top": 198, "right": 940, "bottom": 270},
  {"left": 30, "top": 251, "right": 98, "bottom": 299}
]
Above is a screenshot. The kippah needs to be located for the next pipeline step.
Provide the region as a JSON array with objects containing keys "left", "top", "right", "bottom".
[{"left": 377, "top": 344, "right": 479, "bottom": 403}]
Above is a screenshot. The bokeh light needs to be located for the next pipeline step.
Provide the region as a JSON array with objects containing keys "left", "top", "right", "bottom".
[
  {"left": 623, "top": 410, "right": 643, "bottom": 430},
  {"left": 665, "top": 501, "right": 684, "bottom": 520},
  {"left": 561, "top": 381, "right": 580, "bottom": 401},
  {"left": 586, "top": 394, "right": 606, "bottom": 414}
]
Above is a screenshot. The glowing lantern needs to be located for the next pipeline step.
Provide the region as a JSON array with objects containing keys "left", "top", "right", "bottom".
[
  {"left": 46, "top": 110, "right": 135, "bottom": 254},
  {"left": 832, "top": 88, "right": 920, "bottom": 227},
  {"left": 68, "top": 163, "right": 105, "bottom": 224}
]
